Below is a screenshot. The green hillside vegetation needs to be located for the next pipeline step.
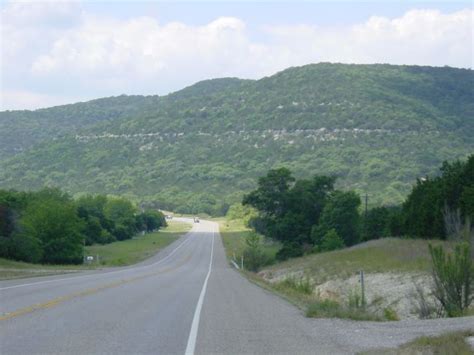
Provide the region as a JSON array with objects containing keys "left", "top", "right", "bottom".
[{"left": 0, "top": 63, "right": 472, "bottom": 214}]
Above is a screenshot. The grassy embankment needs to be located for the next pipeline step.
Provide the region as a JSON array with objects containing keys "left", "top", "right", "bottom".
[
  {"left": 0, "top": 220, "right": 191, "bottom": 280},
  {"left": 218, "top": 218, "right": 456, "bottom": 321},
  {"left": 219, "top": 218, "right": 281, "bottom": 264},
  {"left": 362, "top": 330, "right": 474, "bottom": 355}
]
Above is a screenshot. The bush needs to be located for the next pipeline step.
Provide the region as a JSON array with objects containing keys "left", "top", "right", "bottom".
[
  {"left": 320, "top": 229, "right": 345, "bottom": 252},
  {"left": 7, "top": 234, "right": 43, "bottom": 263},
  {"left": 306, "top": 299, "right": 341, "bottom": 317},
  {"left": 242, "top": 233, "right": 273, "bottom": 271},
  {"left": 383, "top": 307, "right": 399, "bottom": 321},
  {"left": 276, "top": 242, "right": 304, "bottom": 261},
  {"left": 429, "top": 242, "right": 473, "bottom": 317}
]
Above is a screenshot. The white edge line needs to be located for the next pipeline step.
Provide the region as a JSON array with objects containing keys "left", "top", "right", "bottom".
[
  {"left": 185, "top": 224, "right": 215, "bottom": 355},
  {"left": 0, "top": 226, "right": 194, "bottom": 291}
]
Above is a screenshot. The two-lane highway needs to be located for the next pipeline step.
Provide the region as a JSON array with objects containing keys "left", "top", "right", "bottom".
[
  {"left": 1, "top": 219, "right": 473, "bottom": 354},
  {"left": 0, "top": 218, "right": 214, "bottom": 354}
]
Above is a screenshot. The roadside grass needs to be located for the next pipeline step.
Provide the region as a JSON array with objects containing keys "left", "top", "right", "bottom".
[
  {"left": 84, "top": 220, "right": 191, "bottom": 266},
  {"left": 362, "top": 330, "right": 474, "bottom": 354},
  {"left": 306, "top": 299, "right": 383, "bottom": 321},
  {"left": 0, "top": 258, "right": 92, "bottom": 280},
  {"left": 0, "top": 220, "right": 191, "bottom": 280},
  {"left": 264, "top": 237, "right": 453, "bottom": 285},
  {"left": 218, "top": 218, "right": 280, "bottom": 263}
]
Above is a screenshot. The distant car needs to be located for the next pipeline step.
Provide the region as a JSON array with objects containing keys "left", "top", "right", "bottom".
[
  {"left": 194, "top": 217, "right": 200, "bottom": 223},
  {"left": 165, "top": 215, "right": 173, "bottom": 220}
]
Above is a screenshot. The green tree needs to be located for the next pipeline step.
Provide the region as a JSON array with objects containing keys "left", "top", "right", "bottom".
[
  {"left": 104, "top": 198, "right": 137, "bottom": 240},
  {"left": 286, "top": 176, "right": 336, "bottom": 241},
  {"left": 402, "top": 155, "right": 474, "bottom": 239},
  {"left": 243, "top": 168, "right": 295, "bottom": 218},
  {"left": 18, "top": 196, "right": 84, "bottom": 264},
  {"left": 76, "top": 195, "right": 115, "bottom": 245},
  {"left": 362, "top": 207, "right": 391, "bottom": 241},
  {"left": 136, "top": 210, "right": 166, "bottom": 232},
  {"left": 313, "top": 191, "right": 361, "bottom": 247},
  {"left": 402, "top": 178, "right": 444, "bottom": 239}
]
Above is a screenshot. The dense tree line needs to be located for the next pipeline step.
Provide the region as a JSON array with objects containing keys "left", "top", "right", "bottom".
[
  {"left": 0, "top": 189, "right": 166, "bottom": 264},
  {"left": 362, "top": 154, "right": 473, "bottom": 241},
  {"left": 242, "top": 154, "right": 473, "bottom": 261}
]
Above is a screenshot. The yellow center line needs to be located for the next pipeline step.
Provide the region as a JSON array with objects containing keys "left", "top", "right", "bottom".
[{"left": 0, "top": 254, "right": 192, "bottom": 321}]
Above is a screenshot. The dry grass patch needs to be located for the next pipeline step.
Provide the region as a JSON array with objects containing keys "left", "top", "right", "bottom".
[
  {"left": 363, "top": 330, "right": 474, "bottom": 354},
  {"left": 263, "top": 238, "right": 453, "bottom": 285}
]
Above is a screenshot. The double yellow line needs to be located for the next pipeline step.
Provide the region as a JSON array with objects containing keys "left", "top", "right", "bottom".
[{"left": 0, "top": 254, "right": 191, "bottom": 321}]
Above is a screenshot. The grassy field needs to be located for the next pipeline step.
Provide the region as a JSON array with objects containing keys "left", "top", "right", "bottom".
[{"left": 0, "top": 220, "right": 191, "bottom": 280}]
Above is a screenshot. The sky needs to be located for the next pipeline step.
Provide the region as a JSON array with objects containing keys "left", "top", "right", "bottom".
[{"left": 0, "top": 1, "right": 472, "bottom": 110}]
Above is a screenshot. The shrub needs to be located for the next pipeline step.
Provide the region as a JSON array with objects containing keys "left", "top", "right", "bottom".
[
  {"left": 276, "top": 242, "right": 303, "bottom": 261},
  {"left": 306, "top": 299, "right": 382, "bottom": 321},
  {"left": 242, "top": 233, "right": 273, "bottom": 271},
  {"left": 306, "top": 299, "right": 341, "bottom": 317},
  {"left": 383, "top": 307, "right": 399, "bottom": 321},
  {"left": 8, "top": 233, "right": 43, "bottom": 263},
  {"left": 429, "top": 242, "right": 473, "bottom": 317},
  {"left": 320, "top": 229, "right": 345, "bottom": 252},
  {"left": 277, "top": 276, "right": 313, "bottom": 295}
]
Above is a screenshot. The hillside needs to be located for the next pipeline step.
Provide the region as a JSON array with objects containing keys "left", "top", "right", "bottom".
[{"left": 0, "top": 63, "right": 473, "bottom": 213}]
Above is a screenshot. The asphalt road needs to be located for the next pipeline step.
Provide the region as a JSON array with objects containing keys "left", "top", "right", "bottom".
[{"left": 1, "top": 219, "right": 473, "bottom": 354}]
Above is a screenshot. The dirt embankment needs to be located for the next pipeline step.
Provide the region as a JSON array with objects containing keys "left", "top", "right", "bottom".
[{"left": 260, "top": 269, "right": 438, "bottom": 320}]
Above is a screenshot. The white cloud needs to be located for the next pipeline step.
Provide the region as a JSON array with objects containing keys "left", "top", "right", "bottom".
[
  {"left": 1, "top": 2, "right": 472, "bottom": 110},
  {"left": 264, "top": 9, "right": 474, "bottom": 68}
]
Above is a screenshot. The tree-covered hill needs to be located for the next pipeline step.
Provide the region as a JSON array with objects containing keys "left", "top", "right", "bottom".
[
  {"left": 0, "top": 63, "right": 472, "bottom": 214},
  {"left": 0, "top": 95, "right": 161, "bottom": 158}
]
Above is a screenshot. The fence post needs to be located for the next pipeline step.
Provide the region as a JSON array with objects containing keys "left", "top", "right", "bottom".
[{"left": 360, "top": 270, "right": 366, "bottom": 307}]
